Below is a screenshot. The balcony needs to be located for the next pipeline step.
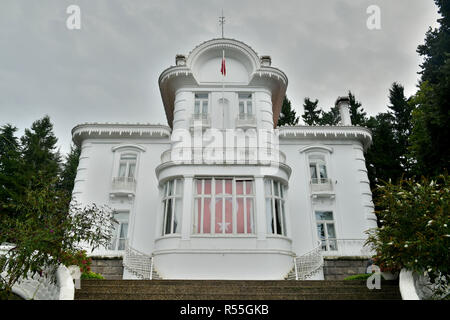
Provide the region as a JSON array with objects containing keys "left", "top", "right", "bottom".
[
  {"left": 189, "top": 114, "right": 211, "bottom": 129},
  {"left": 110, "top": 177, "right": 136, "bottom": 198},
  {"left": 160, "top": 147, "right": 287, "bottom": 165},
  {"left": 236, "top": 113, "right": 257, "bottom": 128},
  {"left": 310, "top": 178, "right": 334, "bottom": 198}
]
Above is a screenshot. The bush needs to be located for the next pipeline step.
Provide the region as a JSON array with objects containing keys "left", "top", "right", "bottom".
[
  {"left": 344, "top": 274, "right": 372, "bottom": 281},
  {"left": 366, "top": 174, "right": 449, "bottom": 296},
  {"left": 80, "top": 271, "right": 104, "bottom": 280}
]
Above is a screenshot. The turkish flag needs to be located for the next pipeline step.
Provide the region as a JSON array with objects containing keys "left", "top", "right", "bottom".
[{"left": 221, "top": 51, "right": 226, "bottom": 76}]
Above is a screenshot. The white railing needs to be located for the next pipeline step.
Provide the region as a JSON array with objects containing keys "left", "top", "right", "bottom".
[
  {"left": 111, "top": 177, "right": 136, "bottom": 194},
  {"left": 190, "top": 114, "right": 211, "bottom": 128},
  {"left": 123, "top": 242, "right": 158, "bottom": 280},
  {"left": 320, "top": 239, "right": 373, "bottom": 257},
  {"left": 236, "top": 114, "right": 257, "bottom": 127},
  {"left": 0, "top": 244, "right": 75, "bottom": 300},
  {"left": 292, "top": 242, "right": 324, "bottom": 280},
  {"left": 310, "top": 178, "right": 333, "bottom": 192},
  {"left": 160, "top": 147, "right": 286, "bottom": 165}
]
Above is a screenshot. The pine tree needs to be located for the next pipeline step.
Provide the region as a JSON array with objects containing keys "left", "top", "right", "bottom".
[
  {"left": 59, "top": 143, "right": 81, "bottom": 196},
  {"left": 302, "top": 98, "right": 321, "bottom": 125},
  {"left": 20, "top": 116, "right": 61, "bottom": 184},
  {"left": 410, "top": 0, "right": 450, "bottom": 177},
  {"left": 0, "top": 124, "right": 25, "bottom": 218},
  {"left": 387, "top": 82, "right": 413, "bottom": 173},
  {"left": 277, "top": 96, "right": 299, "bottom": 127},
  {"left": 318, "top": 106, "right": 340, "bottom": 125},
  {"left": 348, "top": 91, "right": 368, "bottom": 126}
]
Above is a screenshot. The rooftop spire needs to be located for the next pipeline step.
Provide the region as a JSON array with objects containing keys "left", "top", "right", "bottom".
[{"left": 219, "top": 10, "right": 225, "bottom": 38}]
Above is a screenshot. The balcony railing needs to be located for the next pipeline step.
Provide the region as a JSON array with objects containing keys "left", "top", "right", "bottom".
[
  {"left": 310, "top": 178, "right": 333, "bottom": 193},
  {"left": 236, "top": 113, "right": 256, "bottom": 128},
  {"left": 320, "top": 239, "right": 374, "bottom": 257},
  {"left": 111, "top": 177, "right": 136, "bottom": 196},
  {"left": 160, "top": 147, "right": 286, "bottom": 165},
  {"left": 190, "top": 113, "right": 211, "bottom": 128}
]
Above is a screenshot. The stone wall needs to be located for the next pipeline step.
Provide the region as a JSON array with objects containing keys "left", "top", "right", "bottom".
[
  {"left": 90, "top": 257, "right": 124, "bottom": 280},
  {"left": 323, "top": 257, "right": 371, "bottom": 280}
]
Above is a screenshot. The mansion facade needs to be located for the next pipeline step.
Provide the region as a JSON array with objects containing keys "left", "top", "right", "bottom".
[{"left": 72, "top": 38, "right": 376, "bottom": 280}]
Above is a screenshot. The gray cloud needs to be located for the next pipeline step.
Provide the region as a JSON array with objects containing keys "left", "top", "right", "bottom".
[{"left": 0, "top": 0, "right": 440, "bottom": 155}]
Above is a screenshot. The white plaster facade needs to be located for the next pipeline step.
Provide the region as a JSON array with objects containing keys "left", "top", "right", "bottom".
[{"left": 72, "top": 38, "right": 376, "bottom": 280}]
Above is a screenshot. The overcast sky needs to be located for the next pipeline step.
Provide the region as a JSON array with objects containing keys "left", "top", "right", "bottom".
[{"left": 0, "top": 0, "right": 440, "bottom": 155}]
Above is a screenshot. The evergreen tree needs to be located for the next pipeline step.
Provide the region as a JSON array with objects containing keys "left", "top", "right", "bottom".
[
  {"left": 302, "top": 98, "right": 321, "bottom": 125},
  {"left": 20, "top": 116, "right": 61, "bottom": 184},
  {"left": 348, "top": 91, "right": 368, "bottom": 126},
  {"left": 277, "top": 96, "right": 299, "bottom": 127},
  {"left": 365, "top": 113, "right": 403, "bottom": 189},
  {"left": 387, "top": 82, "right": 413, "bottom": 173},
  {"left": 318, "top": 106, "right": 340, "bottom": 125},
  {"left": 0, "top": 124, "right": 25, "bottom": 218},
  {"left": 410, "top": 0, "right": 450, "bottom": 177},
  {"left": 59, "top": 143, "right": 81, "bottom": 196}
]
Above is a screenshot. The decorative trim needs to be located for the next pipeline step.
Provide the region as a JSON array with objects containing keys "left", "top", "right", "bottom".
[
  {"left": 112, "top": 144, "right": 146, "bottom": 153},
  {"left": 299, "top": 145, "right": 334, "bottom": 154}
]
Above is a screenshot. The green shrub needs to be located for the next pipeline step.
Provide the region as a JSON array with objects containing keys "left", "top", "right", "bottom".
[
  {"left": 344, "top": 274, "right": 372, "bottom": 281},
  {"left": 80, "top": 271, "right": 104, "bottom": 280}
]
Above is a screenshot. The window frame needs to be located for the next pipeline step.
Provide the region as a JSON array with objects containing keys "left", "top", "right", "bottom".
[
  {"left": 193, "top": 177, "right": 255, "bottom": 236},
  {"left": 161, "top": 179, "right": 183, "bottom": 236},
  {"left": 265, "top": 179, "right": 287, "bottom": 236},
  {"left": 309, "top": 155, "right": 329, "bottom": 184},
  {"left": 238, "top": 93, "right": 253, "bottom": 118},
  {"left": 315, "top": 211, "right": 338, "bottom": 251},
  {"left": 194, "top": 93, "right": 210, "bottom": 118},
  {"left": 109, "top": 211, "right": 130, "bottom": 251}
]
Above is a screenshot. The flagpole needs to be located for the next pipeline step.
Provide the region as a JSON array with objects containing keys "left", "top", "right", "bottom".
[{"left": 222, "top": 49, "right": 225, "bottom": 130}]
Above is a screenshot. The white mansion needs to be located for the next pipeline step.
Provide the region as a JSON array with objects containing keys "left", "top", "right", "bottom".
[{"left": 72, "top": 38, "right": 376, "bottom": 280}]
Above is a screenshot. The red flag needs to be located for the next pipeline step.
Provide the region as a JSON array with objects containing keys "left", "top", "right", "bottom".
[{"left": 221, "top": 51, "right": 226, "bottom": 76}]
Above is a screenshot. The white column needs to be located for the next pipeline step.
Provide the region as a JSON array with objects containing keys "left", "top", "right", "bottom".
[
  {"left": 254, "top": 176, "right": 267, "bottom": 240},
  {"left": 255, "top": 90, "right": 273, "bottom": 130},
  {"left": 181, "top": 175, "right": 194, "bottom": 240}
]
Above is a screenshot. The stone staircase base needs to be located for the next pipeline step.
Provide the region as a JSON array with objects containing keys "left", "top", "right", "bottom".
[{"left": 75, "top": 279, "right": 401, "bottom": 300}]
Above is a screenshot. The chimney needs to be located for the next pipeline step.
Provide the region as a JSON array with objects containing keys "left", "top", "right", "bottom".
[
  {"left": 336, "top": 96, "right": 352, "bottom": 126},
  {"left": 260, "top": 56, "right": 272, "bottom": 66},
  {"left": 175, "top": 54, "right": 186, "bottom": 66}
]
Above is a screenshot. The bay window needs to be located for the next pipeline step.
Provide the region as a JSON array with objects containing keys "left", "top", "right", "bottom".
[{"left": 194, "top": 178, "right": 255, "bottom": 235}]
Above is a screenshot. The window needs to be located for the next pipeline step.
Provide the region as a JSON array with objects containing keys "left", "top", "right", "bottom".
[
  {"left": 265, "top": 179, "right": 287, "bottom": 236},
  {"left": 309, "top": 155, "right": 328, "bottom": 184},
  {"left": 194, "top": 178, "right": 254, "bottom": 235},
  {"left": 118, "top": 153, "right": 137, "bottom": 179},
  {"left": 315, "top": 211, "right": 337, "bottom": 251},
  {"left": 109, "top": 211, "right": 129, "bottom": 251},
  {"left": 238, "top": 93, "right": 253, "bottom": 118},
  {"left": 194, "top": 93, "right": 209, "bottom": 118},
  {"left": 162, "top": 179, "right": 183, "bottom": 236}
]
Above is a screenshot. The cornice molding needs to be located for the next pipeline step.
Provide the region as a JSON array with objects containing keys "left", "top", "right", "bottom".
[{"left": 72, "top": 123, "right": 171, "bottom": 147}]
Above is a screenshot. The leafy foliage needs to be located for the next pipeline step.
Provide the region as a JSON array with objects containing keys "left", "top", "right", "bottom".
[
  {"left": 302, "top": 98, "right": 321, "bottom": 125},
  {"left": 366, "top": 175, "right": 450, "bottom": 296},
  {"left": 0, "top": 176, "right": 114, "bottom": 296}
]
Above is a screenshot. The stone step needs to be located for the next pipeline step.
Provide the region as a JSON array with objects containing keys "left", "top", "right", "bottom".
[
  {"left": 76, "top": 285, "right": 399, "bottom": 295},
  {"left": 75, "top": 292, "right": 401, "bottom": 300},
  {"left": 79, "top": 279, "right": 399, "bottom": 288}
]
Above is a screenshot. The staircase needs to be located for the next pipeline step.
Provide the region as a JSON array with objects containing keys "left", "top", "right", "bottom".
[{"left": 75, "top": 279, "right": 401, "bottom": 300}]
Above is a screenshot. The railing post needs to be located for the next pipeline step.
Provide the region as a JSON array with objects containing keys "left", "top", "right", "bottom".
[
  {"left": 150, "top": 256, "right": 154, "bottom": 280},
  {"left": 294, "top": 256, "right": 299, "bottom": 281}
]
